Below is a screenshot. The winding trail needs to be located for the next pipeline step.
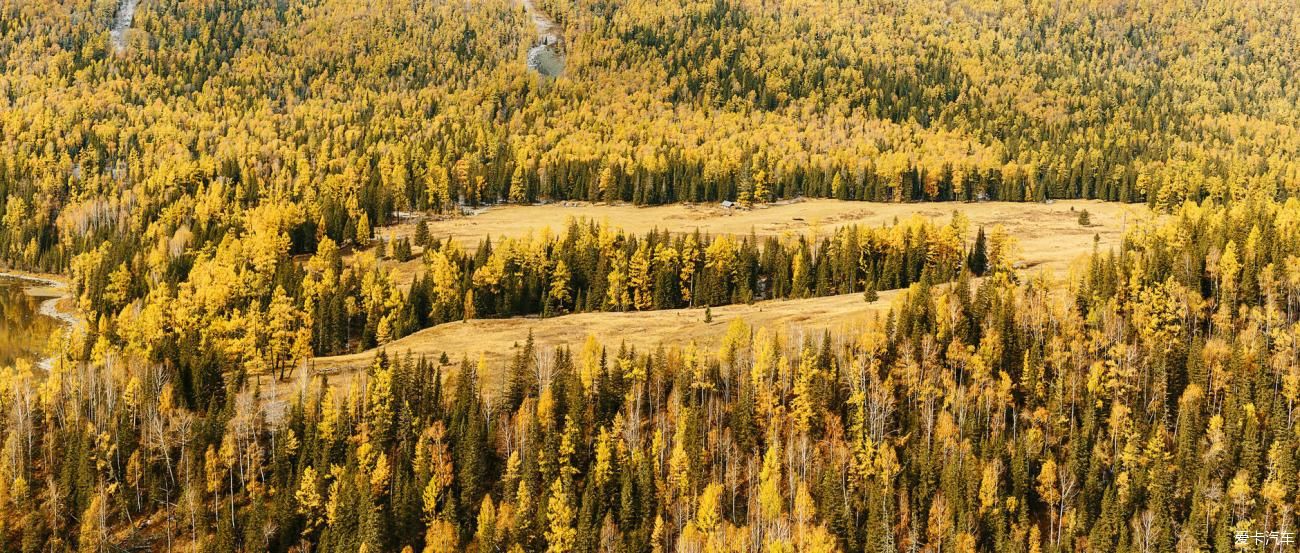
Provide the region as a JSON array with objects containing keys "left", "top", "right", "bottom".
[{"left": 110, "top": 0, "right": 139, "bottom": 53}]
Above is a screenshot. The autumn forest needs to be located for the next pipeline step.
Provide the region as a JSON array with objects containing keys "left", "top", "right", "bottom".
[{"left": 1, "top": 0, "right": 1299, "bottom": 551}]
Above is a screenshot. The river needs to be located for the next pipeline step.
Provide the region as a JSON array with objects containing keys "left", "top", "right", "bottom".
[
  {"left": 110, "top": 0, "right": 139, "bottom": 53},
  {"left": 521, "top": 0, "right": 565, "bottom": 76},
  {"left": 0, "top": 275, "right": 72, "bottom": 370}
]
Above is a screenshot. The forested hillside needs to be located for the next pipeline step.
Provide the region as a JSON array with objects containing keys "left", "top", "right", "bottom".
[
  {"left": 2, "top": 0, "right": 1300, "bottom": 551},
  {"left": 3, "top": 0, "right": 1299, "bottom": 273},
  {"left": 8, "top": 195, "right": 1300, "bottom": 551}
]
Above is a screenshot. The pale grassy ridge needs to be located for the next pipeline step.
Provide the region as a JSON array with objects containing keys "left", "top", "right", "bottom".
[
  {"left": 374, "top": 198, "right": 1144, "bottom": 290},
  {"left": 312, "top": 286, "right": 905, "bottom": 375},
  {"left": 328, "top": 199, "right": 1147, "bottom": 371}
]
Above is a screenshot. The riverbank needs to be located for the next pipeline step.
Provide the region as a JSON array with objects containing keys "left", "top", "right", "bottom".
[
  {"left": 110, "top": 0, "right": 140, "bottom": 53},
  {"left": 3, "top": 271, "right": 82, "bottom": 324},
  {"left": 0, "top": 271, "right": 83, "bottom": 371}
]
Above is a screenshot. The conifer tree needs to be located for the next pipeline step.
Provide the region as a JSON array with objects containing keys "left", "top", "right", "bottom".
[{"left": 968, "top": 226, "right": 989, "bottom": 276}]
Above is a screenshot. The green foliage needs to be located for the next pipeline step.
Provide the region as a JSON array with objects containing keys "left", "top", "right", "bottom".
[
  {"left": 3, "top": 0, "right": 1300, "bottom": 550},
  {"left": 967, "top": 226, "right": 988, "bottom": 276},
  {"left": 4, "top": 0, "right": 1300, "bottom": 280},
  {"left": 3, "top": 197, "right": 1296, "bottom": 551}
]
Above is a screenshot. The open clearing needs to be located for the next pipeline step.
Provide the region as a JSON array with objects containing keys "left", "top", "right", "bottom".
[
  {"left": 283, "top": 282, "right": 919, "bottom": 415},
  {"left": 373, "top": 199, "right": 1147, "bottom": 290},
  {"left": 320, "top": 199, "right": 1150, "bottom": 377},
  {"left": 311, "top": 286, "right": 908, "bottom": 384}
]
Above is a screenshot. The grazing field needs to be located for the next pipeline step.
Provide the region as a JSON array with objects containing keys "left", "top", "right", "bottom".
[
  {"left": 321, "top": 198, "right": 1148, "bottom": 381},
  {"left": 373, "top": 199, "right": 1148, "bottom": 289},
  {"left": 313, "top": 286, "right": 905, "bottom": 376},
  {"left": 277, "top": 285, "right": 916, "bottom": 417}
]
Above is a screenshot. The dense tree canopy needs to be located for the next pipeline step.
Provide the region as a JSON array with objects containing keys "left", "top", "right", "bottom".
[
  {"left": 3, "top": 0, "right": 1300, "bottom": 550},
  {"left": 4, "top": 195, "right": 1300, "bottom": 551},
  {"left": 3, "top": 0, "right": 1300, "bottom": 274}
]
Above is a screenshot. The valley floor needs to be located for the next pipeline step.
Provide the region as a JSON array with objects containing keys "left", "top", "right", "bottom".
[
  {"left": 300, "top": 199, "right": 1151, "bottom": 404},
  {"left": 373, "top": 198, "right": 1146, "bottom": 290}
]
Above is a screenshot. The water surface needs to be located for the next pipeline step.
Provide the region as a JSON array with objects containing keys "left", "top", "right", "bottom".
[
  {"left": 110, "top": 0, "right": 140, "bottom": 53},
  {"left": 521, "top": 0, "right": 565, "bottom": 76},
  {"left": 0, "top": 277, "right": 63, "bottom": 369}
]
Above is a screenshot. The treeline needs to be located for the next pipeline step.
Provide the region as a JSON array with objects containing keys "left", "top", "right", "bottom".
[
  {"left": 7, "top": 195, "right": 1300, "bottom": 550},
  {"left": 65, "top": 196, "right": 1004, "bottom": 410},
  {"left": 394, "top": 216, "right": 1010, "bottom": 330}
]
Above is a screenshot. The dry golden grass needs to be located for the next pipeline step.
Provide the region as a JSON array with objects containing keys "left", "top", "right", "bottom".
[
  {"left": 312, "top": 287, "right": 906, "bottom": 376},
  {"left": 277, "top": 199, "right": 1151, "bottom": 417},
  {"left": 319, "top": 199, "right": 1151, "bottom": 378},
  {"left": 275, "top": 284, "right": 916, "bottom": 417},
  {"left": 372, "top": 199, "right": 1145, "bottom": 290}
]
